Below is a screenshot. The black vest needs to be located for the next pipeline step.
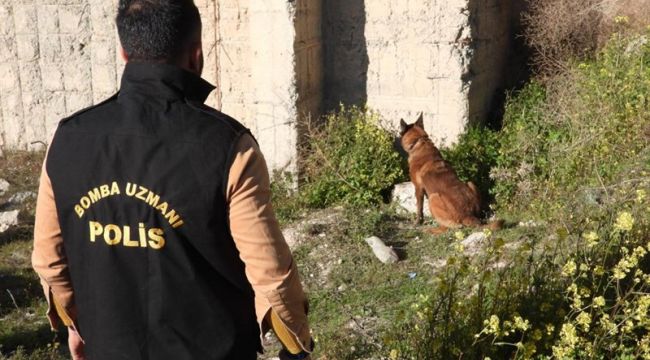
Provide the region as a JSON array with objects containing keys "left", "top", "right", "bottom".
[{"left": 46, "top": 63, "right": 260, "bottom": 360}]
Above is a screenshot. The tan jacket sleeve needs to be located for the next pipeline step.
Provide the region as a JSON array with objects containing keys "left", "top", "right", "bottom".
[
  {"left": 227, "top": 133, "right": 311, "bottom": 352},
  {"left": 31, "top": 159, "right": 76, "bottom": 330}
]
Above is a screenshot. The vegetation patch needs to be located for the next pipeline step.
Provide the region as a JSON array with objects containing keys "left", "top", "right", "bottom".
[{"left": 300, "top": 106, "right": 407, "bottom": 208}]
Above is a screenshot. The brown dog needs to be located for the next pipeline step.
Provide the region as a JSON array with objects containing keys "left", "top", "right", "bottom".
[{"left": 400, "top": 113, "right": 501, "bottom": 234}]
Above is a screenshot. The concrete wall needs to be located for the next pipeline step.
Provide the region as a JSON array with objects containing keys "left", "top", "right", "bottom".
[
  {"left": 0, "top": 0, "right": 322, "bottom": 174},
  {"left": 0, "top": 0, "right": 120, "bottom": 151},
  {"left": 1, "top": 0, "right": 519, "bottom": 171},
  {"left": 216, "top": 0, "right": 252, "bottom": 123},
  {"left": 323, "top": 0, "right": 520, "bottom": 145},
  {"left": 0, "top": 0, "right": 221, "bottom": 151}
]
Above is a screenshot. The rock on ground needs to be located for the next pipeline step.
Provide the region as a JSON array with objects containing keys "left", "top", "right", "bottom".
[
  {"left": 461, "top": 232, "right": 487, "bottom": 256},
  {"left": 365, "top": 236, "right": 399, "bottom": 264},
  {"left": 8, "top": 191, "right": 36, "bottom": 206},
  {"left": 0, "top": 210, "right": 20, "bottom": 233},
  {"left": 392, "top": 182, "right": 431, "bottom": 217},
  {"left": 0, "top": 179, "right": 9, "bottom": 196}
]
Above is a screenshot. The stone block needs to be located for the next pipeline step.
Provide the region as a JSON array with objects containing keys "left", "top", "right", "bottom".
[
  {"left": 0, "top": 63, "right": 19, "bottom": 91},
  {"left": 43, "top": 91, "right": 66, "bottom": 136},
  {"left": 37, "top": 6, "right": 59, "bottom": 34},
  {"left": 62, "top": 63, "right": 91, "bottom": 92},
  {"left": 65, "top": 91, "right": 93, "bottom": 115},
  {"left": 18, "top": 62, "right": 41, "bottom": 91},
  {"left": 39, "top": 34, "right": 62, "bottom": 63},
  {"left": 58, "top": 5, "right": 89, "bottom": 34},
  {"left": 0, "top": 6, "right": 13, "bottom": 37},
  {"left": 220, "top": 0, "right": 244, "bottom": 8},
  {"left": 1, "top": 92, "right": 25, "bottom": 147},
  {"left": 91, "top": 35, "right": 115, "bottom": 65},
  {"left": 0, "top": 36, "right": 16, "bottom": 62},
  {"left": 20, "top": 91, "right": 44, "bottom": 122},
  {"left": 15, "top": 34, "right": 39, "bottom": 60},
  {"left": 93, "top": 91, "right": 114, "bottom": 104},
  {"left": 14, "top": 5, "right": 38, "bottom": 34},
  {"left": 41, "top": 64, "right": 64, "bottom": 91},
  {"left": 89, "top": 2, "right": 116, "bottom": 35},
  {"left": 91, "top": 64, "right": 116, "bottom": 93},
  {"left": 60, "top": 34, "right": 90, "bottom": 60},
  {"left": 21, "top": 91, "right": 45, "bottom": 145}
]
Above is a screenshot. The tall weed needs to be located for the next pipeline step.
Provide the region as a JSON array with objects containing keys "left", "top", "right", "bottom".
[
  {"left": 387, "top": 32, "right": 650, "bottom": 359},
  {"left": 301, "top": 106, "right": 406, "bottom": 208}
]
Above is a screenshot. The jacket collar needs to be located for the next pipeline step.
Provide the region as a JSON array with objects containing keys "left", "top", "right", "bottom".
[{"left": 119, "top": 62, "right": 215, "bottom": 103}]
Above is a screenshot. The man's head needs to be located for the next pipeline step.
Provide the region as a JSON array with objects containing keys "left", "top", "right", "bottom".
[{"left": 116, "top": 0, "right": 203, "bottom": 74}]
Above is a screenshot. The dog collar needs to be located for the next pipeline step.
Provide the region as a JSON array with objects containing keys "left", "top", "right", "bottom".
[{"left": 406, "top": 136, "right": 429, "bottom": 152}]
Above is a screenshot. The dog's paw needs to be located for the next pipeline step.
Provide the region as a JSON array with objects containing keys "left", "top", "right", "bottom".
[{"left": 414, "top": 217, "right": 423, "bottom": 225}]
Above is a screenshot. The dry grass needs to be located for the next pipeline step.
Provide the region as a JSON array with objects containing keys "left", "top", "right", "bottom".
[{"left": 524, "top": 0, "right": 650, "bottom": 76}]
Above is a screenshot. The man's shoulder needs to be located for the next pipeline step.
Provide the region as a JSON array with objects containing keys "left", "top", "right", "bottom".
[
  {"left": 58, "top": 93, "right": 120, "bottom": 128},
  {"left": 184, "top": 101, "right": 248, "bottom": 135}
]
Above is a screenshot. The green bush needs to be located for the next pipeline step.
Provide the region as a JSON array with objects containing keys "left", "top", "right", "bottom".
[
  {"left": 301, "top": 106, "right": 406, "bottom": 208},
  {"left": 440, "top": 126, "right": 500, "bottom": 208},
  {"left": 494, "top": 32, "right": 649, "bottom": 218},
  {"left": 386, "top": 31, "right": 650, "bottom": 359},
  {"left": 270, "top": 171, "right": 304, "bottom": 225},
  {"left": 490, "top": 82, "right": 549, "bottom": 209}
]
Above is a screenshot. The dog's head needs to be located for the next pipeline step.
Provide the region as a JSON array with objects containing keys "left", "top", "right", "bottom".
[{"left": 399, "top": 113, "right": 429, "bottom": 154}]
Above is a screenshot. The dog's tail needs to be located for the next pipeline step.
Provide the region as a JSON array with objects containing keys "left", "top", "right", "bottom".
[{"left": 483, "top": 219, "right": 505, "bottom": 231}]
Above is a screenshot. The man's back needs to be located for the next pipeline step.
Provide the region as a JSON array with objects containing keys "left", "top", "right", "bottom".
[
  {"left": 45, "top": 63, "right": 259, "bottom": 359},
  {"left": 33, "top": 2, "right": 312, "bottom": 359}
]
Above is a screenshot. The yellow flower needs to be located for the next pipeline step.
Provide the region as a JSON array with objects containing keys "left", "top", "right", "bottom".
[
  {"left": 613, "top": 267, "right": 627, "bottom": 280},
  {"left": 567, "top": 283, "right": 578, "bottom": 294},
  {"left": 546, "top": 323, "right": 555, "bottom": 335},
  {"left": 572, "top": 296, "right": 583, "bottom": 310},
  {"left": 560, "top": 323, "right": 577, "bottom": 345},
  {"left": 389, "top": 349, "right": 399, "bottom": 360},
  {"left": 637, "top": 189, "right": 647, "bottom": 203},
  {"left": 614, "top": 15, "right": 629, "bottom": 24},
  {"left": 513, "top": 316, "right": 530, "bottom": 331},
  {"left": 484, "top": 315, "right": 500, "bottom": 335},
  {"left": 594, "top": 265, "right": 605, "bottom": 276},
  {"left": 599, "top": 314, "right": 617, "bottom": 334},
  {"left": 614, "top": 211, "right": 634, "bottom": 231},
  {"left": 553, "top": 323, "right": 579, "bottom": 358},
  {"left": 576, "top": 312, "right": 591, "bottom": 331},
  {"left": 593, "top": 296, "right": 606, "bottom": 307},
  {"left": 454, "top": 231, "right": 465, "bottom": 240},
  {"left": 562, "top": 260, "right": 577, "bottom": 277},
  {"left": 583, "top": 231, "right": 599, "bottom": 247}
]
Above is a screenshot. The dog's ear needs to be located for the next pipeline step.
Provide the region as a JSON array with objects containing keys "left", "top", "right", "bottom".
[
  {"left": 399, "top": 119, "right": 407, "bottom": 133},
  {"left": 415, "top": 112, "right": 424, "bottom": 129}
]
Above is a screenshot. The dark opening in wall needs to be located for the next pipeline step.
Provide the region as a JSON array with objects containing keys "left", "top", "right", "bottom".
[{"left": 321, "top": 0, "right": 368, "bottom": 113}]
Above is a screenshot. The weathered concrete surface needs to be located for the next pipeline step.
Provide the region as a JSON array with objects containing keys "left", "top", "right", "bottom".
[
  {"left": 2, "top": 0, "right": 520, "bottom": 173},
  {"left": 323, "top": 0, "right": 521, "bottom": 146},
  {"left": 0, "top": 0, "right": 220, "bottom": 149},
  {"left": 247, "top": 0, "right": 323, "bottom": 173}
]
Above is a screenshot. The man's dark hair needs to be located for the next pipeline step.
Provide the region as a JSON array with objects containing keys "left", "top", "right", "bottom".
[{"left": 116, "top": 0, "right": 201, "bottom": 62}]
